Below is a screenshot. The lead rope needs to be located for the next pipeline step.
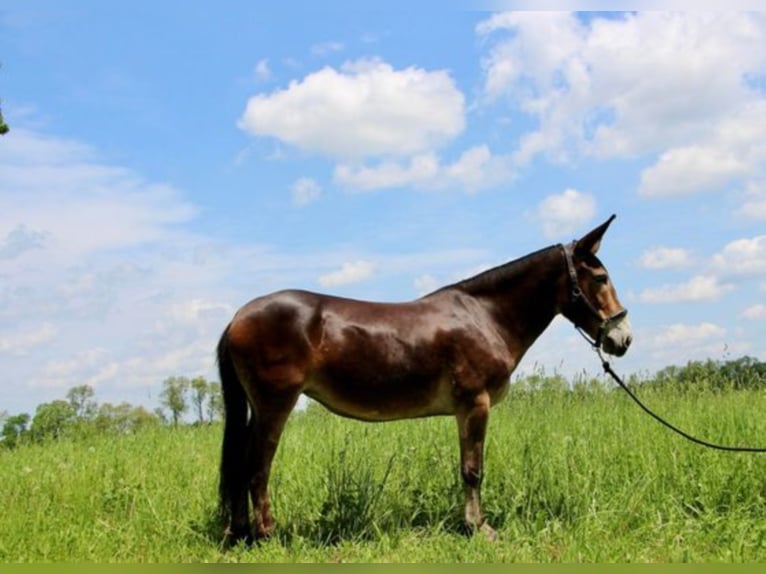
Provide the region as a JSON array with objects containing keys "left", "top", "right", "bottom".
[{"left": 581, "top": 331, "right": 766, "bottom": 453}]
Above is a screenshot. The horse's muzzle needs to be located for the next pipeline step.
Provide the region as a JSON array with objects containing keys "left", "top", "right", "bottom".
[{"left": 601, "top": 315, "right": 632, "bottom": 357}]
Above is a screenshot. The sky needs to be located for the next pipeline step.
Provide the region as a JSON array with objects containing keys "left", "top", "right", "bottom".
[{"left": 1, "top": 3, "right": 766, "bottom": 417}]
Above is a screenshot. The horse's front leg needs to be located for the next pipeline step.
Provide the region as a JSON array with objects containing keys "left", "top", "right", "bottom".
[{"left": 455, "top": 390, "right": 498, "bottom": 541}]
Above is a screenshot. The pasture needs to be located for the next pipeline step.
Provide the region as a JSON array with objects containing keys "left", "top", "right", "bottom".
[{"left": 2, "top": 374, "right": 766, "bottom": 563}]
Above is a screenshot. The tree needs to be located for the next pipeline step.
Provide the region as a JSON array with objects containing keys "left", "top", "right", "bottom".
[
  {"left": 153, "top": 407, "right": 168, "bottom": 425},
  {"left": 160, "top": 376, "right": 189, "bottom": 426},
  {"left": 95, "top": 402, "right": 160, "bottom": 434},
  {"left": 189, "top": 376, "right": 209, "bottom": 424},
  {"left": 1, "top": 413, "right": 30, "bottom": 448},
  {"left": 31, "top": 400, "right": 76, "bottom": 441},
  {"left": 66, "top": 385, "right": 97, "bottom": 420},
  {"left": 206, "top": 381, "right": 223, "bottom": 423}
]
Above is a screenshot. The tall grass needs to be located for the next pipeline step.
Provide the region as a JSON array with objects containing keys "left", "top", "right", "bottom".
[{"left": 2, "top": 378, "right": 766, "bottom": 562}]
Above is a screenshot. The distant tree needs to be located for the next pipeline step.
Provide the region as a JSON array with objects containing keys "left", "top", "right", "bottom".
[
  {"left": 189, "top": 376, "right": 209, "bottom": 424},
  {"left": 650, "top": 356, "right": 766, "bottom": 393},
  {"left": 160, "top": 376, "right": 189, "bottom": 426},
  {"left": 206, "top": 381, "right": 223, "bottom": 423},
  {"left": 66, "top": 385, "right": 97, "bottom": 420},
  {"left": 127, "top": 404, "right": 161, "bottom": 430},
  {"left": 31, "top": 400, "right": 76, "bottom": 441},
  {"left": 95, "top": 402, "right": 160, "bottom": 434},
  {"left": 153, "top": 407, "right": 168, "bottom": 425},
  {"left": 0, "top": 65, "right": 8, "bottom": 136},
  {"left": 95, "top": 402, "right": 127, "bottom": 433},
  {"left": 1, "top": 413, "right": 30, "bottom": 448}
]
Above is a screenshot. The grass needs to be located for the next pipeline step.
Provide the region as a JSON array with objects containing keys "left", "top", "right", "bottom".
[{"left": 3, "top": 380, "right": 766, "bottom": 562}]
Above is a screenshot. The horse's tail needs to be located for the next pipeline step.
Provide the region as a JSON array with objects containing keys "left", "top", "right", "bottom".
[{"left": 217, "top": 325, "right": 250, "bottom": 524}]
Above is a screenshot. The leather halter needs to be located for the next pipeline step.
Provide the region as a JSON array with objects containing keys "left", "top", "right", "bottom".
[{"left": 560, "top": 242, "right": 628, "bottom": 348}]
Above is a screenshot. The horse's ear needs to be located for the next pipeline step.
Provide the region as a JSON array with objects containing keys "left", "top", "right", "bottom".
[{"left": 575, "top": 214, "right": 616, "bottom": 256}]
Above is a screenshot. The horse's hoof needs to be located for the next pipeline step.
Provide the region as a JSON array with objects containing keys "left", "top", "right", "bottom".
[
  {"left": 479, "top": 521, "right": 498, "bottom": 542},
  {"left": 225, "top": 526, "right": 254, "bottom": 548}
]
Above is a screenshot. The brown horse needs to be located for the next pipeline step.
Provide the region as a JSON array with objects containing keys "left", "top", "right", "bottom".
[{"left": 217, "top": 215, "right": 632, "bottom": 544}]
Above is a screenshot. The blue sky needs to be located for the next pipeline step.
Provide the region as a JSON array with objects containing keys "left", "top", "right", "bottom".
[{"left": 1, "top": 4, "right": 766, "bottom": 416}]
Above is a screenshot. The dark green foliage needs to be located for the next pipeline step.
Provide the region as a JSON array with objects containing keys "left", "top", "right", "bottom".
[
  {"left": 645, "top": 356, "right": 766, "bottom": 393},
  {"left": 1, "top": 413, "right": 29, "bottom": 449},
  {"left": 31, "top": 400, "right": 77, "bottom": 441}
]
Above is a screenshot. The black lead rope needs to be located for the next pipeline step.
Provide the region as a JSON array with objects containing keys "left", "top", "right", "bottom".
[{"left": 594, "top": 346, "right": 766, "bottom": 453}]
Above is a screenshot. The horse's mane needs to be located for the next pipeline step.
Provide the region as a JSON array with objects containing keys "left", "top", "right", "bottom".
[{"left": 431, "top": 245, "right": 557, "bottom": 296}]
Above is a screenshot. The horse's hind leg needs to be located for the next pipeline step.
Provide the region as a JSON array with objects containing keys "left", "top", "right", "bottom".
[{"left": 249, "top": 389, "right": 300, "bottom": 540}]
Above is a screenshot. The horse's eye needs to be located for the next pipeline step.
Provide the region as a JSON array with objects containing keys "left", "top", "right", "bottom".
[{"left": 594, "top": 274, "right": 609, "bottom": 285}]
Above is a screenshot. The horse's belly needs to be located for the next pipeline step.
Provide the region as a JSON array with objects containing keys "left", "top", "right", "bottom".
[{"left": 303, "top": 371, "right": 455, "bottom": 422}]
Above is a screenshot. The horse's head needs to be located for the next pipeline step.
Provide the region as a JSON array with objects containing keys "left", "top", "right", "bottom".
[{"left": 560, "top": 215, "right": 632, "bottom": 357}]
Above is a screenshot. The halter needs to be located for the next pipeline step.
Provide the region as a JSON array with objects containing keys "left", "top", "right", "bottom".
[{"left": 560, "top": 242, "right": 628, "bottom": 349}]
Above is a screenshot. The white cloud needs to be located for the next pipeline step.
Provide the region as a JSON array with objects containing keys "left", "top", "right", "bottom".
[
  {"left": 636, "top": 235, "right": 766, "bottom": 308},
  {"left": 736, "top": 181, "right": 766, "bottom": 220},
  {"left": 0, "top": 126, "right": 224, "bottom": 410},
  {"left": 638, "top": 145, "right": 749, "bottom": 197},
  {"left": 290, "top": 177, "right": 322, "bottom": 207},
  {"left": 649, "top": 322, "right": 726, "bottom": 349},
  {"left": 0, "top": 129, "right": 197, "bottom": 260},
  {"left": 443, "top": 146, "right": 513, "bottom": 192},
  {"left": 639, "top": 247, "right": 692, "bottom": 270},
  {"left": 37, "top": 340, "right": 215, "bottom": 392},
  {"left": 741, "top": 304, "right": 766, "bottom": 320},
  {"left": 318, "top": 260, "right": 376, "bottom": 287},
  {"left": 334, "top": 146, "right": 513, "bottom": 192},
  {"left": 239, "top": 58, "right": 465, "bottom": 160},
  {"left": 477, "top": 12, "right": 766, "bottom": 170},
  {"left": 166, "top": 298, "right": 233, "bottom": 329},
  {"left": 255, "top": 59, "right": 272, "bottom": 82},
  {"left": 336, "top": 154, "right": 440, "bottom": 191},
  {"left": 737, "top": 197, "right": 766, "bottom": 220},
  {"left": 311, "top": 41, "right": 344, "bottom": 57},
  {"left": 637, "top": 275, "right": 734, "bottom": 303},
  {"left": 639, "top": 102, "right": 766, "bottom": 197},
  {"left": 477, "top": 12, "right": 584, "bottom": 104},
  {"left": 0, "top": 224, "right": 48, "bottom": 259},
  {"left": 0, "top": 323, "right": 57, "bottom": 354},
  {"left": 0, "top": 128, "right": 202, "bottom": 328},
  {"left": 535, "top": 188, "right": 596, "bottom": 240},
  {"left": 38, "top": 348, "right": 109, "bottom": 389},
  {"left": 712, "top": 235, "right": 766, "bottom": 277}
]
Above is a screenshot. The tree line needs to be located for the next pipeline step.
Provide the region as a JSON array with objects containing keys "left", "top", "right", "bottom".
[
  {"left": 3, "top": 355, "right": 765, "bottom": 449},
  {"left": 0, "top": 376, "right": 223, "bottom": 449},
  {"left": 646, "top": 355, "right": 766, "bottom": 392},
  {"left": 513, "top": 355, "right": 766, "bottom": 395}
]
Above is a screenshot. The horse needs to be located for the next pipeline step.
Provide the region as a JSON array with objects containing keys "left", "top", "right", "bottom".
[{"left": 216, "top": 215, "right": 632, "bottom": 544}]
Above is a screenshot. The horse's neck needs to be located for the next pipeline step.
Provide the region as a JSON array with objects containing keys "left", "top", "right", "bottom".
[{"left": 473, "top": 250, "right": 563, "bottom": 353}]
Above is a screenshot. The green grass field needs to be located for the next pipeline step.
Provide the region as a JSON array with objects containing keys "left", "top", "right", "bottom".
[{"left": 3, "top": 380, "right": 766, "bottom": 562}]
